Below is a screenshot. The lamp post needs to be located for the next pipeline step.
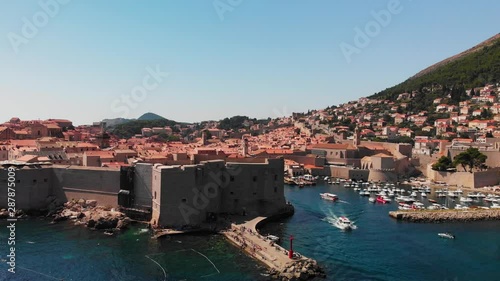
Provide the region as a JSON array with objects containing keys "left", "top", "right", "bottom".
[{"left": 288, "top": 235, "right": 294, "bottom": 259}]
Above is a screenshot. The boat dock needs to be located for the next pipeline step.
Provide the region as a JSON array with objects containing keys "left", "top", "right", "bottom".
[
  {"left": 389, "top": 209, "right": 500, "bottom": 222},
  {"left": 221, "top": 216, "right": 324, "bottom": 280}
]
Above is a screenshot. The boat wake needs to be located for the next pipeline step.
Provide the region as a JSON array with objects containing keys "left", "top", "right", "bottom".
[{"left": 321, "top": 210, "right": 357, "bottom": 230}]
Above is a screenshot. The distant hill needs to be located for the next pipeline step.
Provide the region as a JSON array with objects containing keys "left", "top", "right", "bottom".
[
  {"left": 138, "top": 112, "right": 166, "bottom": 121},
  {"left": 371, "top": 33, "right": 500, "bottom": 101},
  {"left": 102, "top": 118, "right": 133, "bottom": 127},
  {"left": 111, "top": 119, "right": 180, "bottom": 138}
]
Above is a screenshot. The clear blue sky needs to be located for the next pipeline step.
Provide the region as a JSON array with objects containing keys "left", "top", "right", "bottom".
[{"left": 0, "top": 0, "right": 499, "bottom": 125}]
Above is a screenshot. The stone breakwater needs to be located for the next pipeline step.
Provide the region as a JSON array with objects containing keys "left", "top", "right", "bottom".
[
  {"left": 52, "top": 199, "right": 131, "bottom": 232},
  {"left": 389, "top": 209, "right": 500, "bottom": 223},
  {"left": 222, "top": 216, "right": 325, "bottom": 281}
]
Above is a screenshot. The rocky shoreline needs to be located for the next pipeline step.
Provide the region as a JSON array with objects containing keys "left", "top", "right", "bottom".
[
  {"left": 389, "top": 209, "right": 500, "bottom": 223},
  {"left": 52, "top": 199, "right": 132, "bottom": 233},
  {"left": 0, "top": 198, "right": 132, "bottom": 234},
  {"left": 268, "top": 259, "right": 326, "bottom": 281}
]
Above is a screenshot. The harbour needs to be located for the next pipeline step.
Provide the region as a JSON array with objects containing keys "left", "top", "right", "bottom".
[{"left": 2, "top": 181, "right": 500, "bottom": 280}]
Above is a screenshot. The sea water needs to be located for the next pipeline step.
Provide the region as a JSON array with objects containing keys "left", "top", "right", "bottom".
[{"left": 1, "top": 182, "right": 499, "bottom": 281}]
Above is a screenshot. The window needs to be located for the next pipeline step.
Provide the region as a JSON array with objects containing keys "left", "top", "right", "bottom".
[
  {"left": 33, "top": 179, "right": 37, "bottom": 183},
  {"left": 252, "top": 176, "right": 257, "bottom": 182},
  {"left": 154, "top": 191, "right": 157, "bottom": 199},
  {"left": 274, "top": 174, "right": 278, "bottom": 181},
  {"left": 230, "top": 176, "right": 235, "bottom": 182},
  {"left": 230, "top": 192, "right": 234, "bottom": 195},
  {"left": 253, "top": 192, "right": 257, "bottom": 196},
  {"left": 181, "top": 198, "right": 187, "bottom": 203},
  {"left": 44, "top": 178, "right": 48, "bottom": 183},
  {"left": 274, "top": 186, "right": 278, "bottom": 193}
]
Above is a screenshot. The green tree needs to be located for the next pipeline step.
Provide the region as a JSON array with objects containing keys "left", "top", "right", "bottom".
[
  {"left": 452, "top": 147, "right": 487, "bottom": 172},
  {"left": 432, "top": 156, "right": 453, "bottom": 171}
]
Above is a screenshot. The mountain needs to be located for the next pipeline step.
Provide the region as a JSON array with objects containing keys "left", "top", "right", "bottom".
[
  {"left": 371, "top": 33, "right": 500, "bottom": 101},
  {"left": 102, "top": 118, "right": 133, "bottom": 127},
  {"left": 138, "top": 112, "right": 166, "bottom": 121}
]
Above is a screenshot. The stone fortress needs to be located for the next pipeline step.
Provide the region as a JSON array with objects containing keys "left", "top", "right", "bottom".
[{"left": 0, "top": 157, "right": 289, "bottom": 228}]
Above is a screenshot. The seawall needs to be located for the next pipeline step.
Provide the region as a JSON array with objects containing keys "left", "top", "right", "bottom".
[
  {"left": 221, "top": 207, "right": 325, "bottom": 280},
  {"left": 389, "top": 209, "right": 500, "bottom": 223}
]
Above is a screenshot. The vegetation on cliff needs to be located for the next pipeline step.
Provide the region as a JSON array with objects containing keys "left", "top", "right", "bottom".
[{"left": 370, "top": 34, "right": 500, "bottom": 106}]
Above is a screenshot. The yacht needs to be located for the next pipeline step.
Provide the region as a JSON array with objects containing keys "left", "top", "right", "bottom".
[
  {"left": 455, "top": 204, "right": 469, "bottom": 210},
  {"left": 412, "top": 202, "right": 425, "bottom": 209},
  {"left": 460, "top": 197, "right": 473, "bottom": 203},
  {"left": 376, "top": 196, "right": 389, "bottom": 204},
  {"left": 398, "top": 203, "right": 412, "bottom": 210},
  {"left": 438, "top": 233, "right": 455, "bottom": 239},
  {"left": 266, "top": 235, "right": 280, "bottom": 242},
  {"left": 320, "top": 193, "right": 338, "bottom": 202},
  {"left": 490, "top": 203, "right": 500, "bottom": 209},
  {"left": 334, "top": 216, "right": 355, "bottom": 230},
  {"left": 360, "top": 190, "right": 370, "bottom": 196}
]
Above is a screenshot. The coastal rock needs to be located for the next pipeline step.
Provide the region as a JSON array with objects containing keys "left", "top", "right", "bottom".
[
  {"left": 0, "top": 210, "right": 9, "bottom": 219},
  {"left": 87, "top": 219, "right": 96, "bottom": 228},
  {"left": 77, "top": 199, "right": 86, "bottom": 207},
  {"left": 116, "top": 217, "right": 131, "bottom": 230},
  {"left": 53, "top": 214, "right": 67, "bottom": 222},
  {"left": 85, "top": 200, "right": 97, "bottom": 208},
  {"left": 94, "top": 217, "right": 118, "bottom": 229}
]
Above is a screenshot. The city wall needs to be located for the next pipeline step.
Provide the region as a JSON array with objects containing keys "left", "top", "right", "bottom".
[
  {"left": 427, "top": 165, "right": 500, "bottom": 188},
  {"left": 0, "top": 165, "right": 121, "bottom": 210}
]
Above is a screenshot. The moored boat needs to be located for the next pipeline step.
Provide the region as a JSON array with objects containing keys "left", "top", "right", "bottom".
[{"left": 320, "top": 193, "right": 338, "bottom": 201}]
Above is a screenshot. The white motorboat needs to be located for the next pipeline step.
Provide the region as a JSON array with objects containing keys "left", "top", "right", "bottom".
[
  {"left": 421, "top": 192, "right": 427, "bottom": 197},
  {"left": 491, "top": 203, "right": 500, "bottom": 209},
  {"left": 410, "top": 191, "right": 418, "bottom": 197},
  {"left": 382, "top": 196, "right": 392, "bottom": 202},
  {"left": 334, "top": 216, "right": 355, "bottom": 230},
  {"left": 455, "top": 204, "right": 469, "bottom": 210},
  {"left": 369, "top": 197, "right": 376, "bottom": 203},
  {"left": 438, "top": 233, "right": 455, "bottom": 239},
  {"left": 460, "top": 197, "right": 473, "bottom": 203},
  {"left": 320, "top": 193, "right": 338, "bottom": 201},
  {"left": 266, "top": 235, "right": 280, "bottom": 242}
]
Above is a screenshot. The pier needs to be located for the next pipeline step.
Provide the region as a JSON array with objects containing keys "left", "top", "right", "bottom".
[
  {"left": 221, "top": 216, "right": 324, "bottom": 280},
  {"left": 389, "top": 209, "right": 500, "bottom": 223}
]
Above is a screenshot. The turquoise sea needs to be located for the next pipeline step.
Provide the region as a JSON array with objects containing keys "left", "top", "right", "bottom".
[{"left": 1, "top": 182, "right": 500, "bottom": 280}]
